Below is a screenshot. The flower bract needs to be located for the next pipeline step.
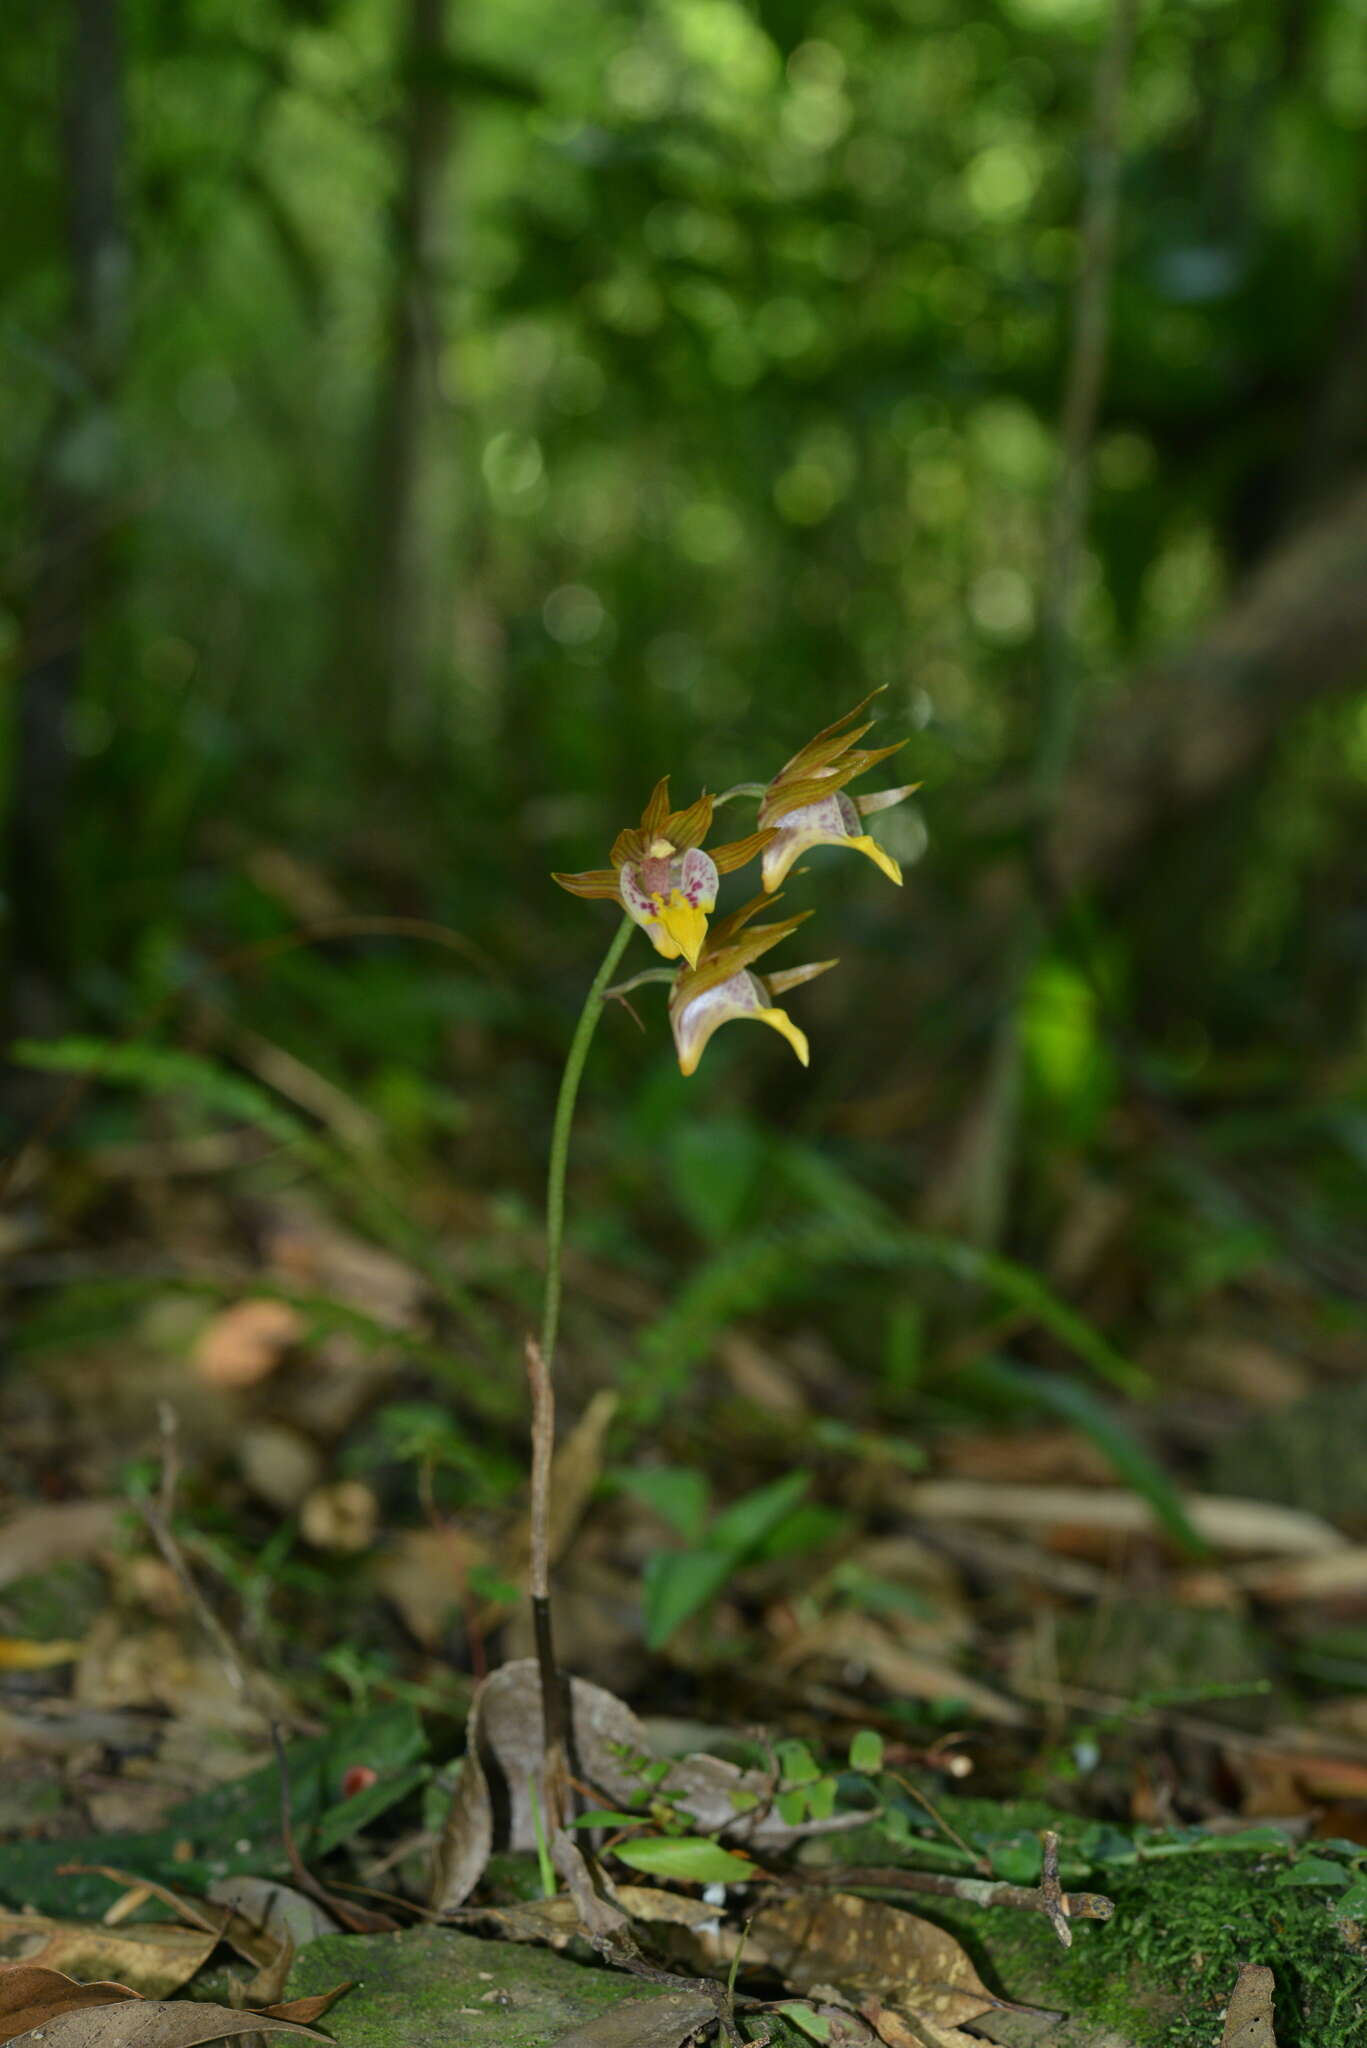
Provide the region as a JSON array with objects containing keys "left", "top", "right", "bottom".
[
  {"left": 758, "top": 690, "right": 918, "bottom": 893},
  {"left": 554, "top": 778, "right": 773, "bottom": 966},
  {"left": 668, "top": 893, "right": 837, "bottom": 1076}
]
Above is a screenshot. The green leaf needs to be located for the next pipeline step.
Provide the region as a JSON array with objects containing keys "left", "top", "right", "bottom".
[
  {"left": 617, "top": 1466, "right": 711, "bottom": 1545},
  {"left": 774, "top": 1739, "right": 821, "bottom": 1786},
  {"left": 849, "top": 1729, "right": 884, "bottom": 1775},
  {"left": 776, "top": 1789, "right": 808, "bottom": 1827},
  {"left": 13, "top": 1037, "right": 308, "bottom": 1146},
  {"left": 566, "top": 1811, "right": 652, "bottom": 1830},
  {"left": 710, "top": 1471, "right": 810, "bottom": 1557},
  {"left": 806, "top": 1776, "right": 837, "bottom": 1820},
  {"left": 1333, "top": 1877, "right": 1367, "bottom": 1916},
  {"left": 1275, "top": 1856, "right": 1350, "bottom": 1888},
  {"left": 641, "top": 1549, "right": 736, "bottom": 1650},
  {"left": 612, "top": 1836, "right": 756, "bottom": 1884},
  {"left": 773, "top": 2006, "right": 833, "bottom": 2042}
]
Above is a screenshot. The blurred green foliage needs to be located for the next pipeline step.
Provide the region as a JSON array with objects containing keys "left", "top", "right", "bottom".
[{"left": 3, "top": 0, "right": 1366, "bottom": 1559}]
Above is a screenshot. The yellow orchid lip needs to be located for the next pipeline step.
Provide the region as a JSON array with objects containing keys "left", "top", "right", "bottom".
[{"left": 655, "top": 892, "right": 708, "bottom": 968}]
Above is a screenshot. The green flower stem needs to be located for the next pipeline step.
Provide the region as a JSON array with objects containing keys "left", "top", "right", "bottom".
[
  {"left": 540, "top": 913, "right": 636, "bottom": 1374},
  {"left": 713, "top": 781, "right": 767, "bottom": 807}
]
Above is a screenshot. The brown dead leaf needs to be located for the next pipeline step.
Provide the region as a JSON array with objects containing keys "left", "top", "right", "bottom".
[
  {"left": 551, "top": 1991, "right": 719, "bottom": 2047},
  {"left": 752, "top": 1893, "right": 1039, "bottom": 2033},
  {"left": 859, "top": 1995, "right": 983, "bottom": 2048},
  {"left": 900, "top": 1481, "right": 1348, "bottom": 1558},
  {"left": 193, "top": 1299, "right": 302, "bottom": 1389},
  {"left": 0, "top": 1965, "right": 140, "bottom": 2044},
  {"left": 377, "top": 1525, "right": 489, "bottom": 1648},
  {"left": 0, "top": 1638, "right": 82, "bottom": 1670},
  {"left": 431, "top": 1658, "right": 863, "bottom": 1911},
  {"left": 0, "top": 1962, "right": 347, "bottom": 2048},
  {"left": 298, "top": 1481, "right": 379, "bottom": 1555},
  {"left": 0, "top": 1916, "right": 215, "bottom": 2001},
  {"left": 59, "top": 1867, "right": 281, "bottom": 1973},
  {"left": 774, "top": 1612, "right": 1023, "bottom": 1727},
  {"left": 0, "top": 1504, "right": 120, "bottom": 1591},
  {"left": 1220, "top": 1963, "right": 1278, "bottom": 2048}
]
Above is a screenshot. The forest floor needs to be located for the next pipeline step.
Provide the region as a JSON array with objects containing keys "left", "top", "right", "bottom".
[{"left": 2, "top": 1091, "right": 1365, "bottom": 2048}]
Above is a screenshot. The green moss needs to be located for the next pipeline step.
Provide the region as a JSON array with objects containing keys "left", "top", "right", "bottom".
[
  {"left": 285, "top": 1926, "right": 703, "bottom": 2048},
  {"left": 0, "top": 1559, "right": 107, "bottom": 1641}
]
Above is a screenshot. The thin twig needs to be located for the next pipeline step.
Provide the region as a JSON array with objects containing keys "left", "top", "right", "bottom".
[
  {"left": 781, "top": 1862, "right": 1114, "bottom": 1947},
  {"left": 269, "top": 1724, "right": 397, "bottom": 1934},
  {"left": 888, "top": 1770, "right": 988, "bottom": 1874},
  {"left": 526, "top": 1335, "right": 568, "bottom": 1829},
  {"left": 136, "top": 1403, "right": 255, "bottom": 1709}
]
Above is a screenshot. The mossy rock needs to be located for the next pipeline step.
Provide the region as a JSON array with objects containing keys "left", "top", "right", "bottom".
[{"left": 285, "top": 1925, "right": 710, "bottom": 2048}]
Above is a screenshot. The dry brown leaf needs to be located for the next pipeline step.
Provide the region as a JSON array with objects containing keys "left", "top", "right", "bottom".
[
  {"left": 298, "top": 1481, "right": 379, "bottom": 1555},
  {"left": 430, "top": 1658, "right": 862, "bottom": 1911},
  {"left": 0, "top": 1638, "right": 82, "bottom": 1670},
  {"left": 60, "top": 1867, "right": 281, "bottom": 1973},
  {"left": 752, "top": 1893, "right": 1039, "bottom": 2032},
  {"left": 0, "top": 1962, "right": 347, "bottom": 2048},
  {"left": 0, "top": 1504, "right": 120, "bottom": 1591},
  {"left": 0, "top": 1917, "right": 215, "bottom": 2001},
  {"left": 900, "top": 1481, "right": 1348, "bottom": 1557},
  {"left": 0, "top": 1965, "right": 140, "bottom": 2044},
  {"left": 774, "top": 1612, "right": 1024, "bottom": 1727},
  {"left": 377, "top": 1525, "right": 490, "bottom": 1649},
  {"left": 860, "top": 1995, "right": 983, "bottom": 2048},
  {"left": 193, "top": 1299, "right": 303, "bottom": 1389},
  {"left": 1235, "top": 1549, "right": 1367, "bottom": 1602},
  {"left": 1220, "top": 1963, "right": 1278, "bottom": 2048},
  {"left": 551, "top": 1991, "right": 719, "bottom": 2047}
]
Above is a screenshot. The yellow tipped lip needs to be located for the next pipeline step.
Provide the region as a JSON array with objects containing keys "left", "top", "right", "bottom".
[{"left": 657, "top": 897, "right": 708, "bottom": 968}]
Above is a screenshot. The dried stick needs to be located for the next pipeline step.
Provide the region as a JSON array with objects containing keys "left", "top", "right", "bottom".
[
  {"left": 782, "top": 1852, "right": 1114, "bottom": 1948},
  {"left": 526, "top": 1335, "right": 569, "bottom": 1830},
  {"left": 136, "top": 1402, "right": 256, "bottom": 1710}
]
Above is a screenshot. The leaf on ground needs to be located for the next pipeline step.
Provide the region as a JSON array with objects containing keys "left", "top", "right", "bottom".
[
  {"left": 0, "top": 1963, "right": 347, "bottom": 2048},
  {"left": 751, "top": 1894, "right": 1042, "bottom": 2032},
  {"left": 550, "top": 1991, "right": 719, "bottom": 2047},
  {"left": 0, "top": 1504, "right": 121, "bottom": 1590},
  {"left": 859, "top": 1996, "right": 983, "bottom": 2048},
  {"left": 0, "top": 1916, "right": 216, "bottom": 2000},
  {"left": 0, "top": 1638, "right": 83, "bottom": 1669},
  {"left": 612, "top": 1837, "right": 756, "bottom": 1884},
  {"left": 431, "top": 1659, "right": 859, "bottom": 1910},
  {"left": 59, "top": 1866, "right": 280, "bottom": 1972},
  {"left": 1220, "top": 1964, "right": 1278, "bottom": 2048},
  {"left": 0, "top": 1966, "right": 140, "bottom": 2045}
]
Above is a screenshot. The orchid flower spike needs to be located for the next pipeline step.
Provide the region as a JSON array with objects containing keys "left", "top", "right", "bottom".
[
  {"left": 758, "top": 689, "right": 919, "bottom": 893},
  {"left": 554, "top": 779, "right": 773, "bottom": 967},
  {"left": 668, "top": 893, "right": 837, "bottom": 1076}
]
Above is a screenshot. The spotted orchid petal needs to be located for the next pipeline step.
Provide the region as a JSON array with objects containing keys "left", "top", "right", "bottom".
[
  {"left": 619, "top": 845, "right": 718, "bottom": 966},
  {"left": 669, "top": 966, "right": 810, "bottom": 1077},
  {"left": 760, "top": 788, "right": 903, "bottom": 893},
  {"left": 757, "top": 694, "right": 913, "bottom": 893}
]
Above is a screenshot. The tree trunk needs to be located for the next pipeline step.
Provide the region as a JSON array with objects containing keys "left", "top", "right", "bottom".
[
  {"left": 1049, "top": 472, "right": 1367, "bottom": 897},
  {"left": 357, "top": 0, "right": 455, "bottom": 760},
  {"left": 8, "top": 0, "right": 129, "bottom": 1026}
]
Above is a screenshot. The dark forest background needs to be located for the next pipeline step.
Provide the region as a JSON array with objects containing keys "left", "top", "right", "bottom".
[{"left": 3, "top": 0, "right": 1366, "bottom": 1667}]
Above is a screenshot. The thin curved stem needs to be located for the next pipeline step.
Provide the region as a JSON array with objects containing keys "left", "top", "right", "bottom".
[{"left": 540, "top": 914, "right": 635, "bottom": 1373}]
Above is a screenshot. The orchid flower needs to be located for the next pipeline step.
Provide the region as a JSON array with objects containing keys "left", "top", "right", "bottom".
[
  {"left": 553, "top": 778, "right": 773, "bottom": 967},
  {"left": 757, "top": 690, "right": 918, "bottom": 893},
  {"left": 667, "top": 893, "right": 837, "bottom": 1076}
]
